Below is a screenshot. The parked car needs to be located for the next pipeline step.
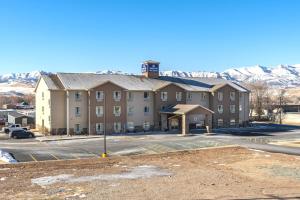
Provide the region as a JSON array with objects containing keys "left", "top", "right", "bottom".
[
  {"left": 4, "top": 124, "right": 27, "bottom": 134},
  {"left": 9, "top": 130, "right": 35, "bottom": 139}
]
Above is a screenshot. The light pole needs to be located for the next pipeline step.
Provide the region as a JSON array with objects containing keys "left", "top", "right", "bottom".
[{"left": 102, "top": 92, "right": 107, "bottom": 158}]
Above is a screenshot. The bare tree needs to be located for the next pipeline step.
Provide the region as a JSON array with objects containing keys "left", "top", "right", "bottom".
[{"left": 247, "top": 82, "right": 270, "bottom": 120}]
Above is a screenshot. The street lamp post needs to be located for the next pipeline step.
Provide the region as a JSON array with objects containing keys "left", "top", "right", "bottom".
[{"left": 102, "top": 93, "right": 107, "bottom": 158}]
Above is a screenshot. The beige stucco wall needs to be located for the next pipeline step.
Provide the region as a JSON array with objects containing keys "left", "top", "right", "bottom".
[
  {"left": 35, "top": 78, "right": 51, "bottom": 133},
  {"left": 67, "top": 90, "right": 88, "bottom": 133},
  {"left": 186, "top": 92, "right": 210, "bottom": 108},
  {"left": 126, "top": 91, "right": 154, "bottom": 127},
  {"left": 50, "top": 91, "right": 66, "bottom": 130}
]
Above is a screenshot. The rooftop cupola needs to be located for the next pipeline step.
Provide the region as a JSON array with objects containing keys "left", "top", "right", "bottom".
[{"left": 141, "top": 60, "right": 160, "bottom": 78}]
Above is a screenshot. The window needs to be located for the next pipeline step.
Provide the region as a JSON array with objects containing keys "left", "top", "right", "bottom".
[
  {"left": 217, "top": 105, "right": 223, "bottom": 114},
  {"left": 42, "top": 92, "right": 44, "bottom": 100},
  {"left": 161, "top": 92, "right": 168, "bottom": 101},
  {"left": 48, "top": 115, "right": 51, "bottom": 122},
  {"left": 75, "top": 91, "right": 81, "bottom": 101},
  {"left": 96, "top": 123, "right": 104, "bottom": 134},
  {"left": 127, "top": 92, "right": 133, "bottom": 101},
  {"left": 42, "top": 106, "right": 44, "bottom": 115},
  {"left": 113, "top": 106, "right": 121, "bottom": 116},
  {"left": 96, "top": 91, "right": 104, "bottom": 101},
  {"left": 187, "top": 92, "right": 192, "bottom": 101},
  {"left": 96, "top": 106, "right": 103, "bottom": 117},
  {"left": 217, "top": 119, "right": 223, "bottom": 127},
  {"left": 143, "top": 121, "right": 150, "bottom": 131},
  {"left": 230, "top": 119, "right": 236, "bottom": 126},
  {"left": 218, "top": 92, "right": 223, "bottom": 101},
  {"left": 144, "top": 106, "right": 150, "bottom": 115},
  {"left": 176, "top": 92, "right": 182, "bottom": 101},
  {"left": 113, "top": 91, "right": 121, "bottom": 101},
  {"left": 75, "top": 124, "right": 80, "bottom": 133},
  {"left": 230, "top": 92, "right": 236, "bottom": 101},
  {"left": 239, "top": 104, "right": 242, "bottom": 111},
  {"left": 75, "top": 107, "right": 80, "bottom": 116},
  {"left": 127, "top": 122, "right": 134, "bottom": 131},
  {"left": 113, "top": 122, "right": 122, "bottom": 133},
  {"left": 127, "top": 106, "right": 133, "bottom": 116},
  {"left": 48, "top": 99, "right": 51, "bottom": 107},
  {"left": 230, "top": 105, "right": 236, "bottom": 113},
  {"left": 144, "top": 92, "right": 149, "bottom": 100}
]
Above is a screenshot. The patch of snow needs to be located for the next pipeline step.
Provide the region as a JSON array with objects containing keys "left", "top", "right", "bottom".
[
  {"left": 0, "top": 149, "right": 18, "bottom": 163},
  {"left": 31, "top": 165, "right": 172, "bottom": 186}
]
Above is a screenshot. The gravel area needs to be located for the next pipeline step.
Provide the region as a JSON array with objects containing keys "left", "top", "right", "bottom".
[{"left": 0, "top": 146, "right": 300, "bottom": 200}]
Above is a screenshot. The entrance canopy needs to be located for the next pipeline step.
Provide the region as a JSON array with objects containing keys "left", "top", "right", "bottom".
[
  {"left": 160, "top": 104, "right": 214, "bottom": 135},
  {"left": 160, "top": 104, "right": 214, "bottom": 115}
]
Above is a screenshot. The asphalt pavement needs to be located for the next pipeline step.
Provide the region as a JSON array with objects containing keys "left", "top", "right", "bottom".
[{"left": 1, "top": 124, "right": 300, "bottom": 163}]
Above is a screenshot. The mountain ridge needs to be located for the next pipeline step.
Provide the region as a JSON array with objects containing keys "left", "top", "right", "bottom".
[{"left": 1, "top": 64, "right": 300, "bottom": 95}]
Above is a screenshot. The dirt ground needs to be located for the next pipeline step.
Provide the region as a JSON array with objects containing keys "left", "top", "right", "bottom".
[{"left": 1, "top": 146, "right": 300, "bottom": 200}]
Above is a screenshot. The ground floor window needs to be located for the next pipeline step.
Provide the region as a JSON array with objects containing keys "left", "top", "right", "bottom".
[
  {"left": 127, "top": 122, "right": 134, "bottom": 131},
  {"left": 96, "top": 123, "right": 104, "bottom": 134},
  {"left": 75, "top": 124, "right": 80, "bottom": 133},
  {"left": 114, "top": 122, "right": 122, "bottom": 133},
  {"left": 217, "top": 119, "right": 223, "bottom": 127},
  {"left": 143, "top": 121, "right": 150, "bottom": 131},
  {"left": 230, "top": 119, "right": 236, "bottom": 126}
]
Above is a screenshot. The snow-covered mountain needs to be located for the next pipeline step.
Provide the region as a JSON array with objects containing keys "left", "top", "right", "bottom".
[
  {"left": 0, "top": 71, "right": 49, "bottom": 85},
  {"left": 1, "top": 64, "right": 300, "bottom": 96},
  {"left": 161, "top": 64, "right": 300, "bottom": 88}
]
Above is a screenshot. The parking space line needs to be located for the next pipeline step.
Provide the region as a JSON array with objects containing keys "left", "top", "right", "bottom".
[
  {"left": 29, "top": 154, "right": 38, "bottom": 162},
  {"left": 49, "top": 153, "right": 60, "bottom": 160},
  {"left": 71, "top": 154, "right": 81, "bottom": 159}
]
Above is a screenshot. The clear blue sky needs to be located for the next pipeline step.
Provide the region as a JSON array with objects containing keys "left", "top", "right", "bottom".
[{"left": 0, "top": 0, "right": 300, "bottom": 74}]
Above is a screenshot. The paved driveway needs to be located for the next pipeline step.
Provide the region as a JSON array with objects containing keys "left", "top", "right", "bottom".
[{"left": 1, "top": 124, "right": 300, "bottom": 163}]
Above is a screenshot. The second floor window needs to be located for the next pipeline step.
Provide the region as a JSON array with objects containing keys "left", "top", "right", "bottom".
[
  {"left": 113, "top": 91, "right": 121, "bottom": 101},
  {"left": 113, "top": 106, "right": 121, "bottom": 116},
  {"left": 42, "top": 92, "right": 44, "bottom": 100},
  {"left": 176, "top": 92, "right": 182, "bottom": 101},
  {"left": 230, "top": 105, "right": 236, "bottom": 113},
  {"left": 218, "top": 92, "right": 223, "bottom": 101},
  {"left": 75, "top": 107, "right": 80, "bottom": 116},
  {"left": 42, "top": 106, "right": 44, "bottom": 115},
  {"left": 161, "top": 92, "right": 168, "bottom": 101},
  {"left": 75, "top": 91, "right": 81, "bottom": 101},
  {"left": 96, "top": 91, "right": 104, "bottom": 101},
  {"left": 230, "top": 92, "right": 236, "bottom": 101},
  {"left": 96, "top": 106, "right": 103, "bottom": 117},
  {"left": 217, "top": 105, "right": 223, "bottom": 114}
]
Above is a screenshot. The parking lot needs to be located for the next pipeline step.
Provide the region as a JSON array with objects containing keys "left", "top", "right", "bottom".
[{"left": 1, "top": 123, "right": 300, "bottom": 163}]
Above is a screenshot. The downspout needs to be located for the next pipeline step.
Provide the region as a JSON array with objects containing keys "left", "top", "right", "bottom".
[
  {"left": 66, "top": 90, "right": 70, "bottom": 136},
  {"left": 88, "top": 90, "right": 91, "bottom": 135}
]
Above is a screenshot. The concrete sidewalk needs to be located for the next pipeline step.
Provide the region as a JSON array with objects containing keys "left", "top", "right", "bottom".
[{"left": 35, "top": 135, "right": 104, "bottom": 142}]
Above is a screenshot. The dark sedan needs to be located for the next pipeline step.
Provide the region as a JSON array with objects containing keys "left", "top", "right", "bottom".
[{"left": 9, "top": 130, "right": 35, "bottom": 139}]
